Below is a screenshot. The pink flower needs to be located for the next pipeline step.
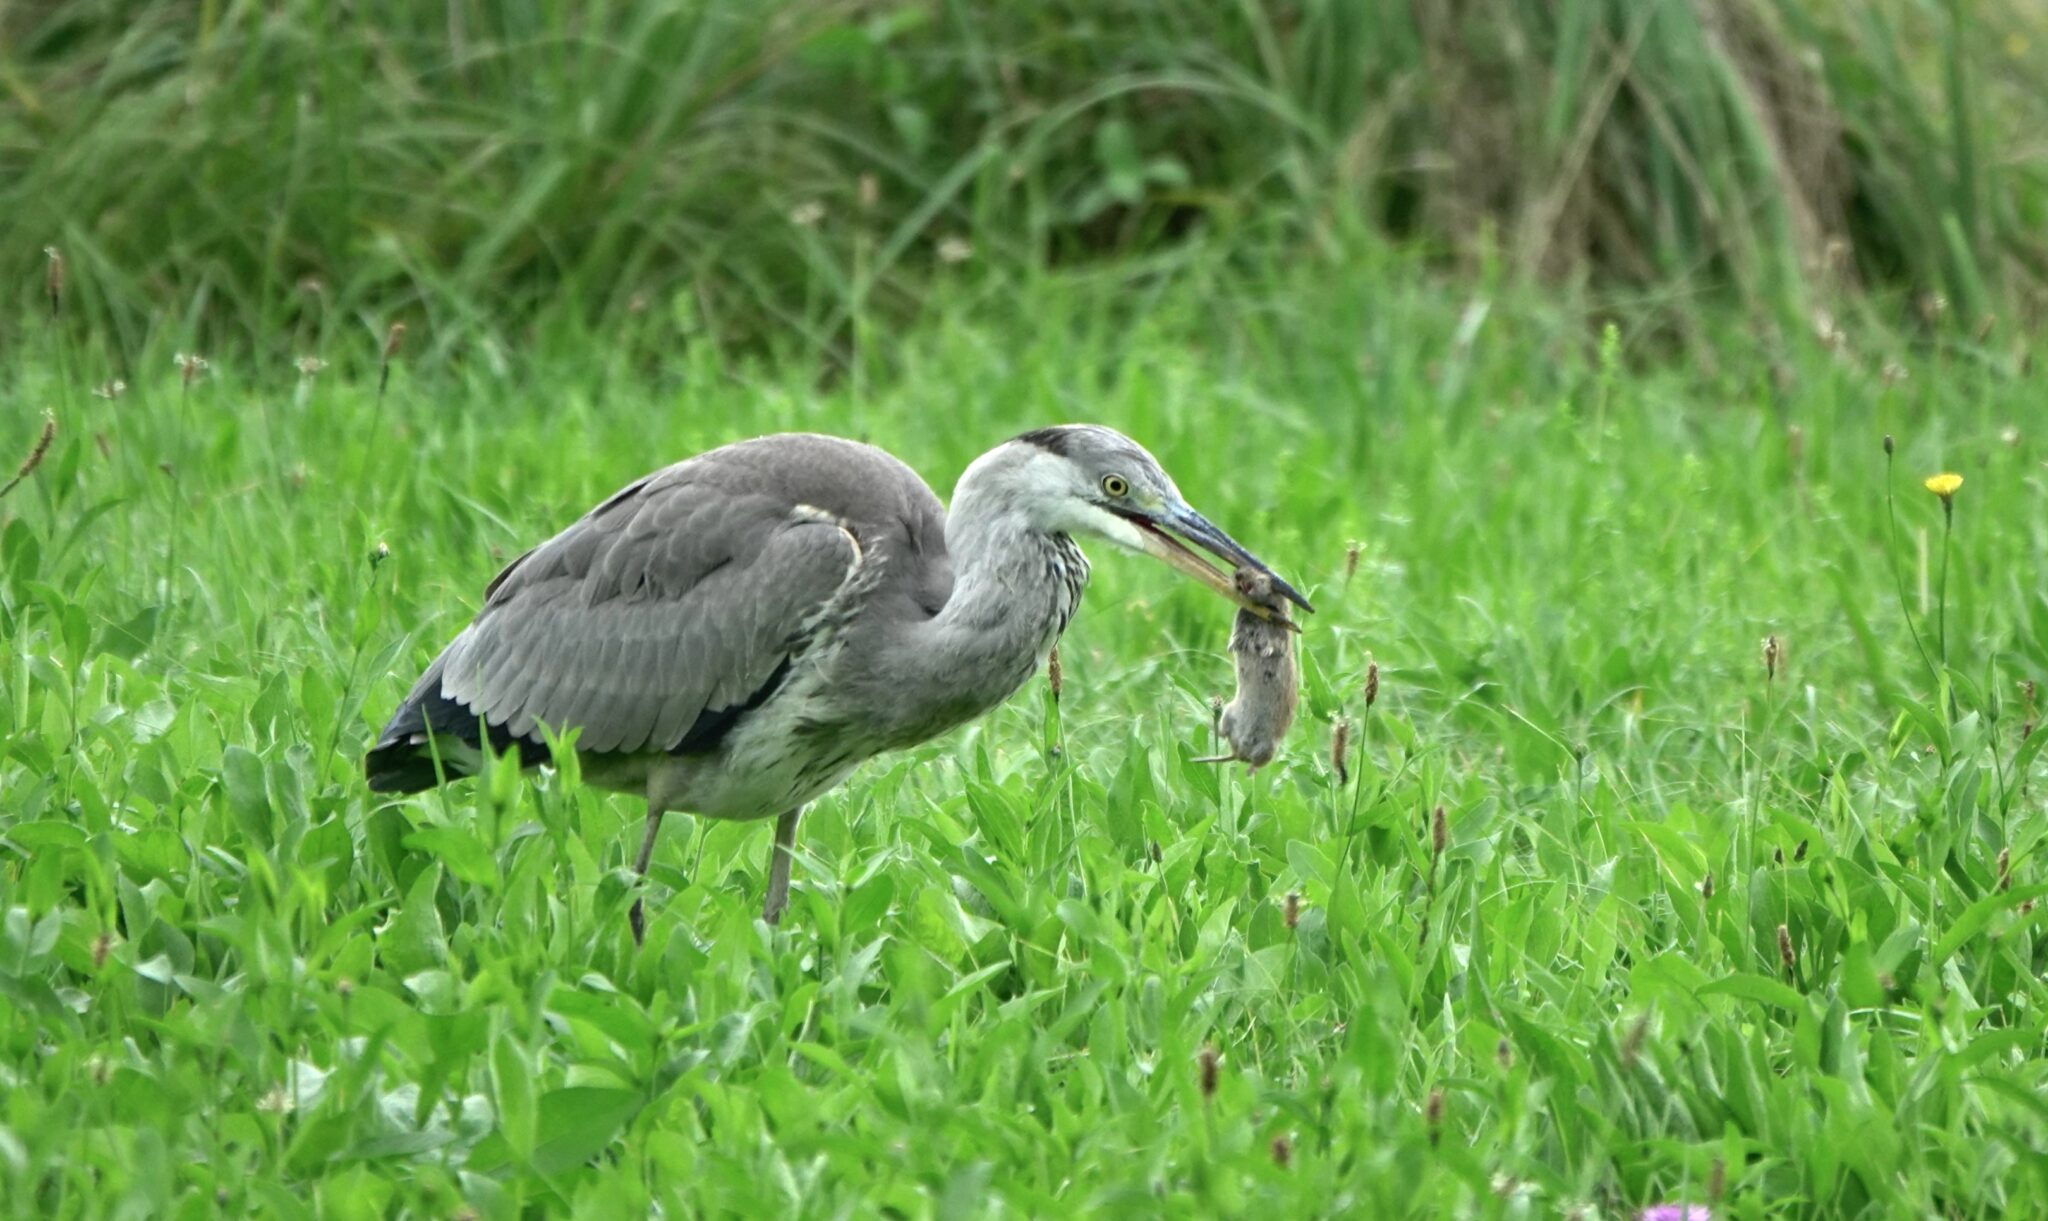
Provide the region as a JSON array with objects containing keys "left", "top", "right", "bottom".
[{"left": 1639, "top": 1207, "right": 1711, "bottom": 1221}]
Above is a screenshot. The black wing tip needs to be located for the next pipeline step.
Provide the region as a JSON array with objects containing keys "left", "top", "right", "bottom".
[
  {"left": 667, "top": 655, "right": 796, "bottom": 757},
  {"left": 363, "top": 710, "right": 452, "bottom": 792},
  {"left": 364, "top": 746, "right": 444, "bottom": 793},
  {"left": 362, "top": 683, "right": 553, "bottom": 792}
]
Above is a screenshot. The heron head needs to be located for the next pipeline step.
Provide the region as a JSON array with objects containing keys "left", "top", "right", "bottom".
[{"left": 995, "top": 424, "right": 1312, "bottom": 618}]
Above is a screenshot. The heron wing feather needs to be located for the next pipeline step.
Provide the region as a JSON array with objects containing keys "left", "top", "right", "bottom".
[{"left": 435, "top": 476, "right": 861, "bottom": 757}]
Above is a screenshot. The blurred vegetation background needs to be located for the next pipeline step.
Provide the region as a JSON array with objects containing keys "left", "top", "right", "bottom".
[{"left": 5, "top": 0, "right": 2048, "bottom": 365}]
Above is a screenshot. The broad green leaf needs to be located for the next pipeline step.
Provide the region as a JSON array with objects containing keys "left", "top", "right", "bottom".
[
  {"left": 1698, "top": 972, "right": 1808, "bottom": 1013},
  {"left": 530, "top": 1088, "right": 643, "bottom": 1175},
  {"left": 378, "top": 865, "right": 447, "bottom": 977},
  {"left": 222, "top": 745, "right": 274, "bottom": 848},
  {"left": 1928, "top": 882, "right": 2048, "bottom": 969},
  {"left": 491, "top": 1033, "right": 538, "bottom": 1162},
  {"left": 405, "top": 826, "right": 499, "bottom": 890}
]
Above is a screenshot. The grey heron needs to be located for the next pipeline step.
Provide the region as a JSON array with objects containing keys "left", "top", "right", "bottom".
[{"left": 365, "top": 425, "right": 1310, "bottom": 940}]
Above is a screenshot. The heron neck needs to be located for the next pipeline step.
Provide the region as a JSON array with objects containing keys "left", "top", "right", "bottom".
[
  {"left": 938, "top": 495, "right": 1086, "bottom": 638},
  {"left": 868, "top": 500, "right": 1085, "bottom": 745}
]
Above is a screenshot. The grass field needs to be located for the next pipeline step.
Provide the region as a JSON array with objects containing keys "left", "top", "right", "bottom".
[{"left": 3, "top": 257, "right": 2047, "bottom": 1216}]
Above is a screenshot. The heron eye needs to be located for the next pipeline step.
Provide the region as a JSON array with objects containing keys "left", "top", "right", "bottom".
[{"left": 1101, "top": 475, "right": 1129, "bottom": 498}]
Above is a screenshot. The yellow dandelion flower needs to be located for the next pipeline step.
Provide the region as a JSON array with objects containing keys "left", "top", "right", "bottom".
[{"left": 1923, "top": 473, "right": 1962, "bottom": 499}]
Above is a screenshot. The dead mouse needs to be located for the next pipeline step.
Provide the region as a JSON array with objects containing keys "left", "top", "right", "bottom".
[{"left": 1197, "top": 569, "right": 1298, "bottom": 771}]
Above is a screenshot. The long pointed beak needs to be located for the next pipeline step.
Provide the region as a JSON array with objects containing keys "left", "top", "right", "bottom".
[{"left": 1121, "top": 501, "right": 1314, "bottom": 619}]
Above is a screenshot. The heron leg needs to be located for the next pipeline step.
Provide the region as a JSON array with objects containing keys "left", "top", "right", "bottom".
[
  {"left": 761, "top": 808, "right": 801, "bottom": 926},
  {"left": 628, "top": 802, "right": 667, "bottom": 946}
]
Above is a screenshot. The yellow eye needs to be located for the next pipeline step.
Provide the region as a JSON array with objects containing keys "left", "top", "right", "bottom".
[{"left": 1101, "top": 475, "right": 1129, "bottom": 498}]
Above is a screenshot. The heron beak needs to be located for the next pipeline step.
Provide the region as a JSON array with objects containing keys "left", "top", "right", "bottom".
[{"left": 1119, "top": 501, "right": 1314, "bottom": 619}]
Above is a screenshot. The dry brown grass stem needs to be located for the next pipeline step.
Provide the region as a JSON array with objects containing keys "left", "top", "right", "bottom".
[{"left": 0, "top": 412, "right": 57, "bottom": 500}]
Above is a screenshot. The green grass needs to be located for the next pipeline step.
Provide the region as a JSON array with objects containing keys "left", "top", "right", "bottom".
[{"left": 3, "top": 257, "right": 2047, "bottom": 1216}]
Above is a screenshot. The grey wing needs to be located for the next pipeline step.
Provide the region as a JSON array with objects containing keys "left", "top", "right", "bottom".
[{"left": 432, "top": 472, "right": 866, "bottom": 756}]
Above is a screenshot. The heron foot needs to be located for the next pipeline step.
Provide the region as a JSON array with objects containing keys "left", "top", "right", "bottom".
[{"left": 761, "top": 808, "right": 800, "bottom": 925}]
